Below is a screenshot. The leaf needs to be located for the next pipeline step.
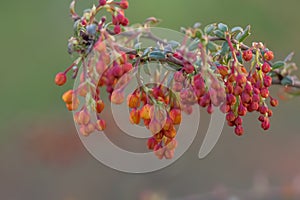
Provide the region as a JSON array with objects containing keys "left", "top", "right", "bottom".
[
  {"left": 142, "top": 47, "right": 151, "bottom": 57},
  {"left": 284, "top": 52, "right": 295, "bottom": 62},
  {"left": 188, "top": 39, "right": 200, "bottom": 51},
  {"left": 281, "top": 76, "right": 293, "bottom": 86},
  {"left": 220, "top": 41, "right": 229, "bottom": 56},
  {"left": 193, "top": 22, "right": 201, "bottom": 29},
  {"left": 272, "top": 61, "right": 285, "bottom": 70},
  {"left": 149, "top": 51, "right": 166, "bottom": 60},
  {"left": 213, "top": 30, "right": 225, "bottom": 38},
  {"left": 143, "top": 62, "right": 151, "bottom": 76},
  {"left": 204, "top": 23, "right": 216, "bottom": 35},
  {"left": 237, "top": 50, "right": 243, "bottom": 64},
  {"left": 231, "top": 26, "right": 243, "bottom": 33},
  {"left": 236, "top": 25, "right": 251, "bottom": 43},
  {"left": 207, "top": 41, "right": 219, "bottom": 52},
  {"left": 195, "top": 29, "right": 203, "bottom": 38},
  {"left": 218, "top": 23, "right": 228, "bottom": 32}
]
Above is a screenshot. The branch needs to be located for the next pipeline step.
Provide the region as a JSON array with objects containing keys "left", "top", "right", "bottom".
[
  {"left": 116, "top": 33, "right": 300, "bottom": 90},
  {"left": 272, "top": 78, "right": 300, "bottom": 89}
]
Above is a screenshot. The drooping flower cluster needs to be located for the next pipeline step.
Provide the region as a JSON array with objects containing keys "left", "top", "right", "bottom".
[{"left": 55, "top": 0, "right": 299, "bottom": 159}]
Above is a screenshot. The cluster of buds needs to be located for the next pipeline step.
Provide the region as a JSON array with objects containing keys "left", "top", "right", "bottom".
[
  {"left": 218, "top": 47, "right": 278, "bottom": 136},
  {"left": 126, "top": 85, "right": 181, "bottom": 159}
]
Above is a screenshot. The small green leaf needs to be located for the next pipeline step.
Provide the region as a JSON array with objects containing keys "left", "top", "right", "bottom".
[
  {"left": 220, "top": 41, "right": 229, "bottom": 56},
  {"left": 149, "top": 51, "right": 166, "bottom": 60},
  {"left": 195, "top": 29, "right": 203, "bottom": 38},
  {"left": 204, "top": 23, "right": 216, "bottom": 35},
  {"left": 237, "top": 50, "right": 243, "bottom": 64},
  {"left": 236, "top": 25, "right": 251, "bottom": 43},
  {"left": 231, "top": 26, "right": 243, "bottom": 33},
  {"left": 188, "top": 39, "right": 200, "bottom": 51},
  {"left": 214, "top": 30, "right": 225, "bottom": 38},
  {"left": 281, "top": 76, "right": 293, "bottom": 86},
  {"left": 272, "top": 61, "right": 285, "bottom": 70},
  {"left": 207, "top": 41, "right": 219, "bottom": 52},
  {"left": 143, "top": 62, "right": 151, "bottom": 76},
  {"left": 218, "top": 23, "right": 228, "bottom": 32},
  {"left": 142, "top": 47, "right": 151, "bottom": 57}
]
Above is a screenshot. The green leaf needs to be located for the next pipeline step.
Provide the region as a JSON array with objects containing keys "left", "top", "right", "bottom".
[
  {"left": 195, "top": 29, "right": 203, "bottom": 38},
  {"left": 207, "top": 41, "right": 219, "bottom": 52},
  {"left": 142, "top": 47, "right": 151, "bottom": 57},
  {"left": 143, "top": 62, "right": 151, "bottom": 76},
  {"left": 272, "top": 61, "right": 285, "bottom": 70},
  {"left": 220, "top": 41, "right": 229, "bottom": 56},
  {"left": 218, "top": 23, "right": 228, "bottom": 32},
  {"left": 236, "top": 25, "right": 251, "bottom": 43},
  {"left": 188, "top": 39, "right": 200, "bottom": 51},
  {"left": 281, "top": 76, "right": 293, "bottom": 86},
  {"left": 149, "top": 51, "right": 166, "bottom": 60},
  {"left": 213, "top": 30, "right": 225, "bottom": 38},
  {"left": 204, "top": 23, "right": 216, "bottom": 35},
  {"left": 231, "top": 26, "right": 243, "bottom": 33},
  {"left": 237, "top": 50, "right": 243, "bottom": 64}
]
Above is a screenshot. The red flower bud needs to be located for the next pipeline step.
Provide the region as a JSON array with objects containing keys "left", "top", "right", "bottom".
[
  {"left": 99, "top": 0, "right": 106, "bottom": 6},
  {"left": 119, "top": 0, "right": 129, "bottom": 9},
  {"left": 270, "top": 98, "right": 279, "bottom": 107},
  {"left": 242, "top": 50, "right": 253, "bottom": 62},
  {"left": 114, "top": 25, "right": 121, "bottom": 34},
  {"left": 55, "top": 72, "right": 67, "bottom": 86},
  {"left": 262, "top": 62, "right": 271, "bottom": 74},
  {"left": 264, "top": 51, "right": 274, "bottom": 61}
]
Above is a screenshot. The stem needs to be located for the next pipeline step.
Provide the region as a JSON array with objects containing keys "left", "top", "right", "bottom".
[
  {"left": 64, "top": 57, "right": 82, "bottom": 74},
  {"left": 226, "top": 34, "right": 238, "bottom": 74}
]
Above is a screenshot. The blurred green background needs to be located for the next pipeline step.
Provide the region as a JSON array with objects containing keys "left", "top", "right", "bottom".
[{"left": 1, "top": 0, "right": 300, "bottom": 199}]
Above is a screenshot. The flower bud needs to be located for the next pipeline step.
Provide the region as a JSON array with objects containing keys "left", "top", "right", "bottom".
[
  {"left": 95, "top": 119, "right": 106, "bottom": 131},
  {"left": 262, "top": 62, "right": 271, "bottom": 74},
  {"left": 264, "top": 51, "right": 274, "bottom": 61},
  {"left": 96, "top": 100, "right": 105, "bottom": 113},
  {"left": 235, "top": 125, "right": 244, "bottom": 136},
  {"left": 127, "top": 93, "right": 140, "bottom": 108},
  {"left": 129, "top": 109, "right": 140, "bottom": 124},
  {"left": 62, "top": 90, "right": 74, "bottom": 104},
  {"left": 55, "top": 72, "right": 67, "bottom": 86},
  {"left": 140, "top": 104, "right": 151, "bottom": 120},
  {"left": 111, "top": 90, "right": 125, "bottom": 104},
  {"left": 242, "top": 50, "right": 253, "bottom": 62},
  {"left": 169, "top": 109, "right": 181, "bottom": 125}
]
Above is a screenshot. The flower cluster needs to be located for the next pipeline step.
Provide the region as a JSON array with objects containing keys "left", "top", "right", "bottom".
[{"left": 126, "top": 85, "right": 180, "bottom": 159}]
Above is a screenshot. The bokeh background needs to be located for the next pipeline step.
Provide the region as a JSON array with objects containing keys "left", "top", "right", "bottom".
[{"left": 1, "top": 0, "right": 300, "bottom": 199}]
